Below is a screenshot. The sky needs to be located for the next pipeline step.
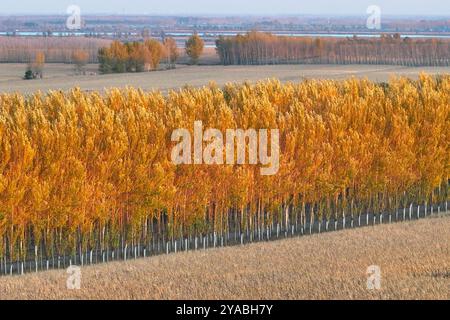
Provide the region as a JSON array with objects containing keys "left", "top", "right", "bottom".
[{"left": 0, "top": 0, "right": 449, "bottom": 16}]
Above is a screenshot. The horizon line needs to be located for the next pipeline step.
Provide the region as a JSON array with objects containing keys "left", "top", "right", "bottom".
[{"left": 1, "top": 13, "right": 450, "bottom": 18}]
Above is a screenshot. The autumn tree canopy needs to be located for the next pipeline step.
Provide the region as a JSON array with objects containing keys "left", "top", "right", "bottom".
[
  {"left": 164, "top": 37, "right": 179, "bottom": 68},
  {"left": 98, "top": 40, "right": 165, "bottom": 74},
  {"left": 0, "top": 75, "right": 448, "bottom": 265},
  {"left": 185, "top": 33, "right": 204, "bottom": 65}
]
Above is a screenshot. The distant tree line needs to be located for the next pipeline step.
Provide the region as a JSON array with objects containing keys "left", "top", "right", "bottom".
[
  {"left": 216, "top": 31, "right": 450, "bottom": 66},
  {"left": 0, "top": 36, "right": 110, "bottom": 63}
]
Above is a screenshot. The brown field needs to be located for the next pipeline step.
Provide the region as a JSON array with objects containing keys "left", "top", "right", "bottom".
[
  {"left": 0, "top": 63, "right": 449, "bottom": 94},
  {"left": 0, "top": 213, "right": 448, "bottom": 300}
]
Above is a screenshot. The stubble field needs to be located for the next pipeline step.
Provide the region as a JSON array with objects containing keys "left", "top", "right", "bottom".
[
  {"left": 1, "top": 63, "right": 449, "bottom": 94},
  {"left": 0, "top": 213, "right": 448, "bottom": 300}
]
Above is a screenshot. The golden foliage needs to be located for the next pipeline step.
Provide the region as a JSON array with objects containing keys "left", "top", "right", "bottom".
[
  {"left": 0, "top": 75, "right": 448, "bottom": 260},
  {"left": 185, "top": 33, "right": 204, "bottom": 65}
]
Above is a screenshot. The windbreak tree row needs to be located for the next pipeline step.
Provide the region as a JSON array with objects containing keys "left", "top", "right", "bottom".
[
  {"left": 216, "top": 32, "right": 450, "bottom": 66},
  {"left": 0, "top": 37, "right": 111, "bottom": 63},
  {"left": 0, "top": 75, "right": 449, "bottom": 267}
]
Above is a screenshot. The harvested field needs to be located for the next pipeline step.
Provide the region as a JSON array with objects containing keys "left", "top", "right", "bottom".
[
  {"left": 0, "top": 213, "right": 448, "bottom": 300},
  {"left": 0, "top": 63, "right": 449, "bottom": 94}
]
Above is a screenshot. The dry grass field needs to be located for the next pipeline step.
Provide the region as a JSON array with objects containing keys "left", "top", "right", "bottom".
[
  {"left": 0, "top": 63, "right": 449, "bottom": 94},
  {"left": 0, "top": 213, "right": 448, "bottom": 300}
]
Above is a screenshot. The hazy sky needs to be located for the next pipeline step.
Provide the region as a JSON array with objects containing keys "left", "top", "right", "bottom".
[{"left": 0, "top": 0, "right": 449, "bottom": 16}]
